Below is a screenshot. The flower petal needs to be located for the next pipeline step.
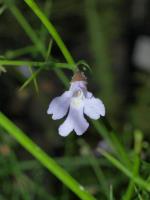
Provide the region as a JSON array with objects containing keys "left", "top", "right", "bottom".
[
  {"left": 84, "top": 97, "right": 105, "bottom": 120},
  {"left": 47, "top": 91, "right": 72, "bottom": 120},
  {"left": 58, "top": 114, "right": 73, "bottom": 137},
  {"left": 86, "top": 91, "right": 93, "bottom": 99},
  {"left": 70, "top": 106, "right": 89, "bottom": 135}
]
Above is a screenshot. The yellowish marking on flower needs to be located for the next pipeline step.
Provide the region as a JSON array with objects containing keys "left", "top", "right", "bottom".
[{"left": 71, "top": 90, "right": 84, "bottom": 108}]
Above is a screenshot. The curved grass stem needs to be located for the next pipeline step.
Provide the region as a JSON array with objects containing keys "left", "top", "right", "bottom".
[
  {"left": 0, "top": 112, "right": 96, "bottom": 200},
  {"left": 24, "top": 0, "right": 75, "bottom": 67}
]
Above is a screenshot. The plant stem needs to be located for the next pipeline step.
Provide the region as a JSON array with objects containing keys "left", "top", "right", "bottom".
[
  {"left": 24, "top": 0, "right": 75, "bottom": 67},
  {"left": 0, "top": 59, "right": 75, "bottom": 70},
  {"left": 6, "top": 3, "right": 70, "bottom": 86}
]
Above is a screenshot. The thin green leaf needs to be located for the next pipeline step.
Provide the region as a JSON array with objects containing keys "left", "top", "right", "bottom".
[
  {"left": 20, "top": 40, "right": 53, "bottom": 93},
  {"left": 0, "top": 59, "right": 75, "bottom": 70},
  {"left": 28, "top": 67, "right": 39, "bottom": 94},
  {"left": 19, "top": 66, "right": 44, "bottom": 92},
  {"left": 6, "top": 3, "right": 70, "bottom": 86},
  {"left": 45, "top": 39, "right": 53, "bottom": 61},
  {"left": 0, "top": 112, "right": 96, "bottom": 200},
  {"left": 0, "top": 65, "right": 6, "bottom": 74},
  {"left": 110, "top": 185, "right": 114, "bottom": 200},
  {"left": 24, "top": 0, "right": 75, "bottom": 67},
  {"left": 0, "top": 4, "right": 7, "bottom": 15},
  {"left": 5, "top": 45, "right": 37, "bottom": 59},
  {"left": 76, "top": 60, "right": 92, "bottom": 74}
]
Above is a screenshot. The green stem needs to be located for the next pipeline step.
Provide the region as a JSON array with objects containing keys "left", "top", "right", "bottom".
[
  {"left": 0, "top": 59, "right": 75, "bottom": 70},
  {"left": 24, "top": 0, "right": 75, "bottom": 66},
  {"left": 5, "top": 45, "right": 37, "bottom": 59},
  {"left": 6, "top": 3, "right": 70, "bottom": 86},
  {"left": 0, "top": 112, "right": 96, "bottom": 200}
]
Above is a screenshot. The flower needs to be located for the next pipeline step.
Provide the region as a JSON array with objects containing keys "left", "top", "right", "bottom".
[{"left": 47, "top": 70, "right": 105, "bottom": 137}]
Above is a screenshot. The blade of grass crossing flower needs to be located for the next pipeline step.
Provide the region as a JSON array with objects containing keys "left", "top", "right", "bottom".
[
  {"left": 97, "top": 148, "right": 150, "bottom": 192},
  {"left": 0, "top": 112, "right": 96, "bottom": 200}
]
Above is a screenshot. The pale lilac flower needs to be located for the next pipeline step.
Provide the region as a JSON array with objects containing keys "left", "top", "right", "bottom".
[{"left": 47, "top": 71, "right": 105, "bottom": 137}]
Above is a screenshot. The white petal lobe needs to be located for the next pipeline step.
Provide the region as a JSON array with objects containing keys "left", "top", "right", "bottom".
[
  {"left": 58, "top": 114, "right": 73, "bottom": 137},
  {"left": 47, "top": 91, "right": 72, "bottom": 120},
  {"left": 70, "top": 106, "right": 89, "bottom": 135},
  {"left": 84, "top": 97, "right": 105, "bottom": 120}
]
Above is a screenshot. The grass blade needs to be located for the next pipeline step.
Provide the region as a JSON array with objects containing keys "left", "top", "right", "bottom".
[
  {"left": 24, "top": 0, "right": 75, "bottom": 66},
  {"left": 7, "top": 3, "right": 70, "bottom": 86},
  {"left": 28, "top": 66, "right": 39, "bottom": 94},
  {"left": 0, "top": 112, "right": 96, "bottom": 200}
]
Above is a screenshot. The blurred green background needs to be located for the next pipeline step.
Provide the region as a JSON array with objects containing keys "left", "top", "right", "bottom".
[{"left": 0, "top": 0, "right": 150, "bottom": 199}]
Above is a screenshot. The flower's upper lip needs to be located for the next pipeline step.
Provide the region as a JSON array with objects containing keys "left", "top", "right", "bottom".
[{"left": 70, "top": 81, "right": 87, "bottom": 94}]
